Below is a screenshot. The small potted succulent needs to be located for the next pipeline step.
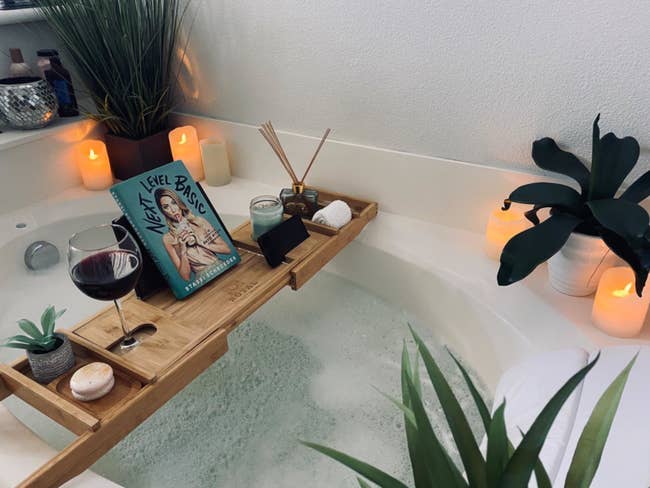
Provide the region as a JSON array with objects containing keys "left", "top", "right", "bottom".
[
  {"left": 2, "top": 306, "right": 75, "bottom": 383},
  {"left": 498, "top": 115, "right": 650, "bottom": 296}
]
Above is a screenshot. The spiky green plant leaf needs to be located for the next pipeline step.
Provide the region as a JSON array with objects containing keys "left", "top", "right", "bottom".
[
  {"left": 37, "top": 0, "right": 190, "bottom": 139},
  {"left": 564, "top": 354, "right": 638, "bottom": 488},
  {"left": 448, "top": 348, "right": 491, "bottom": 431},
  {"left": 499, "top": 354, "right": 599, "bottom": 488},
  {"left": 300, "top": 442, "right": 409, "bottom": 488},
  {"left": 409, "top": 325, "right": 486, "bottom": 488},
  {"left": 486, "top": 402, "right": 509, "bottom": 487},
  {"left": 357, "top": 477, "right": 373, "bottom": 488}
]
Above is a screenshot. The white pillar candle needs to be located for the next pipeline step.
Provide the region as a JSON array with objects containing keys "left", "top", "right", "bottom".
[
  {"left": 169, "top": 126, "right": 204, "bottom": 181},
  {"left": 484, "top": 205, "right": 530, "bottom": 260},
  {"left": 592, "top": 266, "right": 650, "bottom": 338},
  {"left": 76, "top": 140, "right": 113, "bottom": 190},
  {"left": 200, "top": 138, "right": 231, "bottom": 186}
]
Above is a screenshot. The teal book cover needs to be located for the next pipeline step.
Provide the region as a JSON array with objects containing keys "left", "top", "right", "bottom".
[{"left": 110, "top": 161, "right": 241, "bottom": 299}]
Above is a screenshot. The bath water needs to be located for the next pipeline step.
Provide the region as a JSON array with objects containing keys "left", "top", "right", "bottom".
[{"left": 5, "top": 272, "right": 489, "bottom": 487}]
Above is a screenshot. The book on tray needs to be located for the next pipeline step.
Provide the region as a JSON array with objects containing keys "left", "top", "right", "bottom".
[{"left": 110, "top": 161, "right": 241, "bottom": 299}]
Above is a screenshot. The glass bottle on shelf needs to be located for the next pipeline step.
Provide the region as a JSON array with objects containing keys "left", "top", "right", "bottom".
[
  {"left": 279, "top": 183, "right": 319, "bottom": 219},
  {"left": 44, "top": 56, "right": 79, "bottom": 117}
]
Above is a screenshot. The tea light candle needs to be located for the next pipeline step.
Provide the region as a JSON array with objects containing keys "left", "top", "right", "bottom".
[
  {"left": 250, "top": 195, "right": 283, "bottom": 241},
  {"left": 200, "top": 138, "right": 231, "bottom": 186},
  {"left": 77, "top": 140, "right": 113, "bottom": 190},
  {"left": 485, "top": 205, "right": 530, "bottom": 260},
  {"left": 592, "top": 266, "right": 650, "bottom": 337},
  {"left": 169, "top": 126, "right": 204, "bottom": 181}
]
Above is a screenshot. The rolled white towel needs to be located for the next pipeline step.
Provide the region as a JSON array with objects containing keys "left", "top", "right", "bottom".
[{"left": 312, "top": 200, "right": 352, "bottom": 229}]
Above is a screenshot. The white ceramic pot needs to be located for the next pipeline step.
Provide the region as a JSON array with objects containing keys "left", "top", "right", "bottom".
[{"left": 547, "top": 232, "right": 621, "bottom": 296}]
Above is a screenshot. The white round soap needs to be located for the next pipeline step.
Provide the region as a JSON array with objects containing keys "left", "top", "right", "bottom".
[{"left": 70, "top": 362, "right": 114, "bottom": 401}]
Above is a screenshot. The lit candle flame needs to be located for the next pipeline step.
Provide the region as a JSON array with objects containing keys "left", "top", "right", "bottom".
[
  {"left": 88, "top": 148, "right": 99, "bottom": 161},
  {"left": 612, "top": 282, "right": 633, "bottom": 298},
  {"left": 179, "top": 133, "right": 187, "bottom": 145}
]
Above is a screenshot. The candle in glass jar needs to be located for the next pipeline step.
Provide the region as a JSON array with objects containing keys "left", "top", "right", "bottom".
[
  {"left": 76, "top": 140, "right": 113, "bottom": 190},
  {"left": 250, "top": 195, "right": 283, "bottom": 241},
  {"left": 592, "top": 266, "right": 650, "bottom": 337},
  {"left": 485, "top": 205, "right": 530, "bottom": 260},
  {"left": 169, "top": 126, "right": 204, "bottom": 181}
]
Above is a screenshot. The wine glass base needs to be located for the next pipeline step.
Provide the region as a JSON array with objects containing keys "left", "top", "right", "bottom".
[{"left": 120, "top": 336, "right": 140, "bottom": 350}]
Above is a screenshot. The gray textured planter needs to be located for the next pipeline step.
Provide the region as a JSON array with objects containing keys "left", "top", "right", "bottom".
[{"left": 27, "top": 333, "right": 75, "bottom": 384}]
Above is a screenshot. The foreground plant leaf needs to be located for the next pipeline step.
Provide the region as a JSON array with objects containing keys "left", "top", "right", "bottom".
[
  {"left": 400, "top": 344, "right": 434, "bottom": 487},
  {"left": 486, "top": 402, "right": 508, "bottom": 487},
  {"left": 564, "top": 354, "right": 638, "bottom": 488},
  {"left": 448, "top": 349, "right": 491, "bottom": 431},
  {"left": 300, "top": 442, "right": 409, "bottom": 488},
  {"left": 409, "top": 326, "right": 486, "bottom": 488},
  {"left": 498, "top": 355, "right": 600, "bottom": 487},
  {"left": 498, "top": 213, "right": 582, "bottom": 285}
]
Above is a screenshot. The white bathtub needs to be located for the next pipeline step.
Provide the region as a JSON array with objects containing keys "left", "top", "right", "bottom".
[{"left": 1, "top": 179, "right": 647, "bottom": 486}]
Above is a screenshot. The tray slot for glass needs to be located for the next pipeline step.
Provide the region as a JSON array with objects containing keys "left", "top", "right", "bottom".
[{"left": 0, "top": 188, "right": 377, "bottom": 488}]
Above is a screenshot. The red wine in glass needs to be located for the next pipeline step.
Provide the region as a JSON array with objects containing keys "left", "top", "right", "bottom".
[
  {"left": 71, "top": 250, "right": 142, "bottom": 301},
  {"left": 68, "top": 224, "right": 144, "bottom": 350}
]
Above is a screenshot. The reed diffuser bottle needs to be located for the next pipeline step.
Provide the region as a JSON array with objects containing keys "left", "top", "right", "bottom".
[{"left": 259, "top": 121, "right": 331, "bottom": 219}]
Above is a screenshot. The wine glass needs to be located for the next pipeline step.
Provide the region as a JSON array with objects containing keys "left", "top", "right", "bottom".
[{"left": 68, "top": 224, "right": 143, "bottom": 350}]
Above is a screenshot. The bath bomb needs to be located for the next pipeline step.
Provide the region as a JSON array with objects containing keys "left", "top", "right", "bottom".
[{"left": 70, "top": 362, "right": 115, "bottom": 402}]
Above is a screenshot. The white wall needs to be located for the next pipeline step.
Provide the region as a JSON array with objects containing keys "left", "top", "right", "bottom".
[{"left": 181, "top": 0, "right": 650, "bottom": 176}]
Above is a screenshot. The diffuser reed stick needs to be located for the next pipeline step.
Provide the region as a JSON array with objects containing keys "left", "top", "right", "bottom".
[
  {"left": 300, "top": 128, "right": 331, "bottom": 184},
  {"left": 259, "top": 121, "right": 331, "bottom": 187}
]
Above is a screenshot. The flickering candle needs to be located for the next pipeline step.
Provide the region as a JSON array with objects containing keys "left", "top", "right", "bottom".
[
  {"left": 592, "top": 266, "right": 650, "bottom": 338},
  {"left": 169, "top": 126, "right": 204, "bottom": 181},
  {"left": 200, "top": 138, "right": 231, "bottom": 186},
  {"left": 77, "top": 140, "right": 113, "bottom": 190},
  {"left": 484, "top": 205, "right": 530, "bottom": 260}
]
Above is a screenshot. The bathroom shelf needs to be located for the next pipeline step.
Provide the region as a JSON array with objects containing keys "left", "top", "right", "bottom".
[{"left": 0, "top": 188, "right": 377, "bottom": 488}]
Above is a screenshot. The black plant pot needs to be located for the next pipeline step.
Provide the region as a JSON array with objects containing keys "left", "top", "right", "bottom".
[{"left": 105, "top": 129, "right": 173, "bottom": 181}]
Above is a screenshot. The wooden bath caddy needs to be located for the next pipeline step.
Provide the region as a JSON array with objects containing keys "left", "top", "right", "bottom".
[{"left": 0, "top": 188, "right": 377, "bottom": 488}]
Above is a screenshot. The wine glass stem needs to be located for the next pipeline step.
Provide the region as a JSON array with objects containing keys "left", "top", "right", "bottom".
[{"left": 113, "top": 299, "right": 132, "bottom": 340}]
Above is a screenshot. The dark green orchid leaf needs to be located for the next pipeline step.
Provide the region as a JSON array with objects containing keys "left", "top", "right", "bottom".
[
  {"left": 588, "top": 199, "right": 649, "bottom": 241},
  {"left": 621, "top": 170, "right": 650, "bottom": 203},
  {"left": 524, "top": 205, "right": 546, "bottom": 225},
  {"left": 532, "top": 138, "right": 590, "bottom": 196},
  {"left": 599, "top": 229, "right": 649, "bottom": 297},
  {"left": 300, "top": 442, "right": 410, "bottom": 488},
  {"left": 508, "top": 183, "right": 583, "bottom": 211},
  {"left": 498, "top": 355, "right": 599, "bottom": 488},
  {"left": 565, "top": 354, "right": 637, "bottom": 488},
  {"left": 409, "top": 326, "right": 486, "bottom": 488},
  {"left": 486, "top": 402, "right": 509, "bottom": 487},
  {"left": 498, "top": 213, "right": 582, "bottom": 285},
  {"left": 589, "top": 131, "right": 640, "bottom": 200}
]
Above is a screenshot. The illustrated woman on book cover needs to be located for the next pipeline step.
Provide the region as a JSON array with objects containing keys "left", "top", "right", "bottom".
[{"left": 154, "top": 188, "right": 232, "bottom": 281}]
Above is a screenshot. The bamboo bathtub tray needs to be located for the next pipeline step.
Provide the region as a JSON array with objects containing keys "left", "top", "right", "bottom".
[{"left": 0, "top": 188, "right": 377, "bottom": 488}]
